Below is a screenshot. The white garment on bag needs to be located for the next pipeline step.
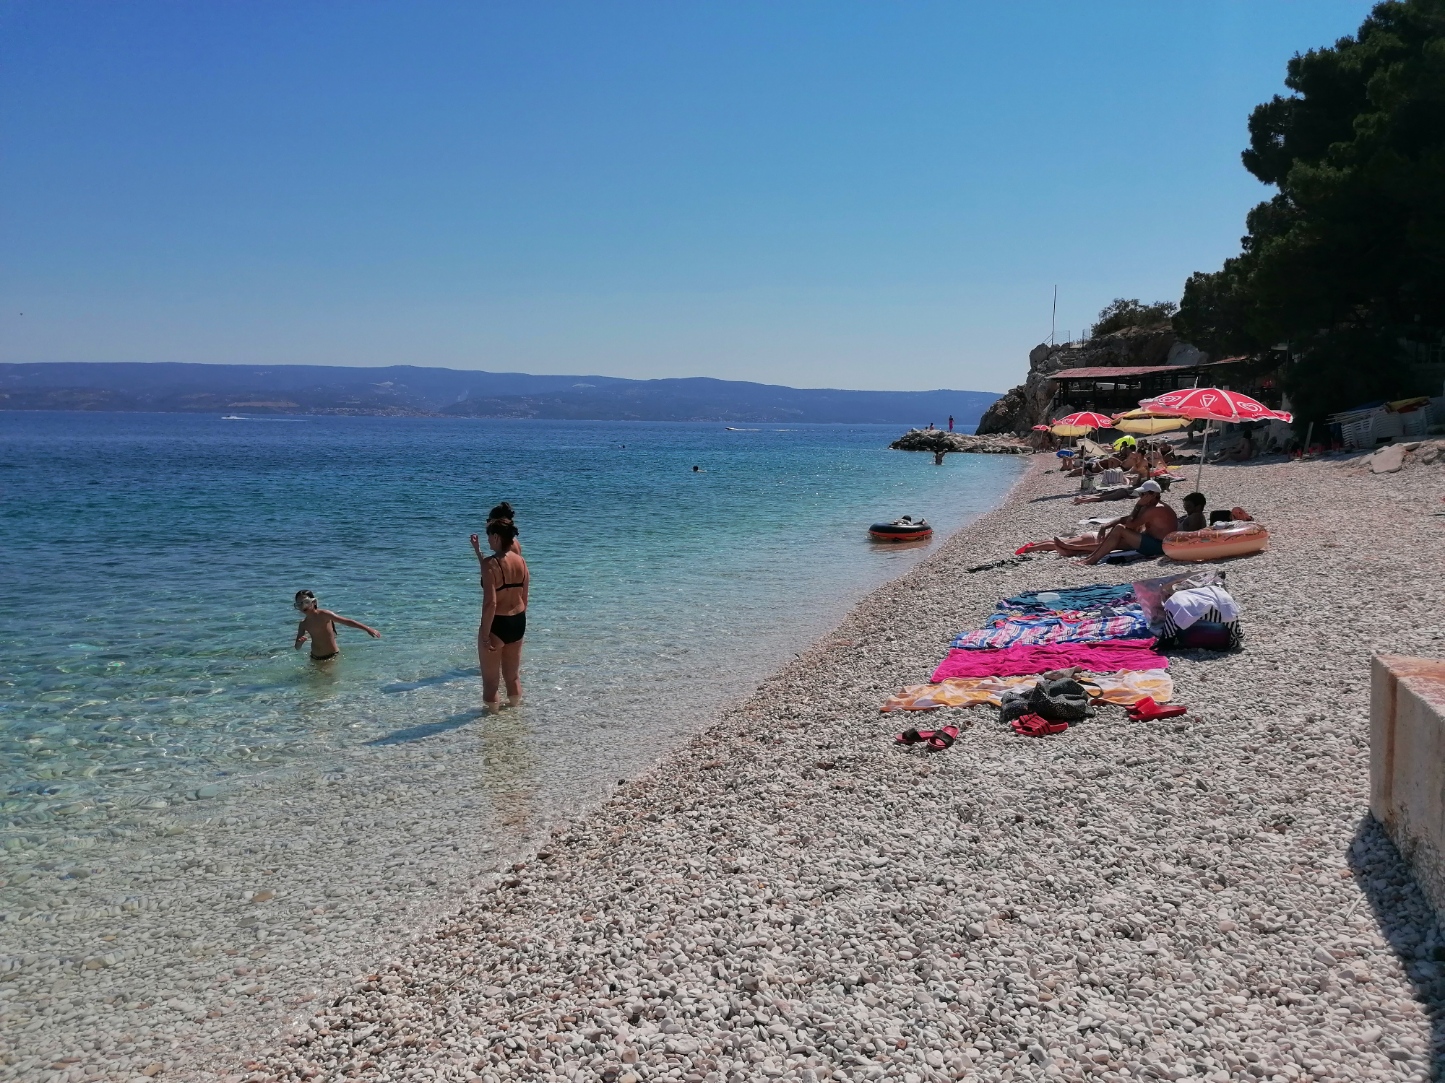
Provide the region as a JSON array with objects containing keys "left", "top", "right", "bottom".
[{"left": 1163, "top": 584, "right": 1240, "bottom": 630}]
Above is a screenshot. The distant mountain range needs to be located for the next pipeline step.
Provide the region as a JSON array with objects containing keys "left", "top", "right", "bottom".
[{"left": 0, "top": 362, "right": 999, "bottom": 426}]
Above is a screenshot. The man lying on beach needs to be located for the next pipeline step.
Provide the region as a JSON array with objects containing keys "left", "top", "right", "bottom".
[
  {"left": 1073, "top": 461, "right": 1134, "bottom": 504},
  {"left": 293, "top": 589, "right": 381, "bottom": 661},
  {"left": 1074, "top": 480, "right": 1179, "bottom": 565}
]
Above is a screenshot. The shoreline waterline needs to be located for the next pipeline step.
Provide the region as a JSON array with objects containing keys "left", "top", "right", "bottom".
[{"left": 1, "top": 417, "right": 1027, "bottom": 1081}]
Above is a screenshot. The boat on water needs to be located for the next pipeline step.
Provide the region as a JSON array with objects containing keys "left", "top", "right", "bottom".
[{"left": 869, "top": 516, "right": 932, "bottom": 542}]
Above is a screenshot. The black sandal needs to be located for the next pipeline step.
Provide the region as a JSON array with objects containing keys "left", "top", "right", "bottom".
[
  {"left": 893, "top": 727, "right": 936, "bottom": 746},
  {"left": 926, "top": 725, "right": 960, "bottom": 751}
]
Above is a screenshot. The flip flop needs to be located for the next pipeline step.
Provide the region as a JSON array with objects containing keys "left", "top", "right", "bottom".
[
  {"left": 1129, "top": 699, "right": 1187, "bottom": 721},
  {"left": 894, "top": 727, "right": 937, "bottom": 746},
  {"left": 1011, "top": 713, "right": 1068, "bottom": 737},
  {"left": 1010, "top": 714, "right": 1043, "bottom": 736},
  {"left": 926, "top": 725, "right": 960, "bottom": 751}
]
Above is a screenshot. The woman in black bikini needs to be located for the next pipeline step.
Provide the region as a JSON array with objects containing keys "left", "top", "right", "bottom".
[{"left": 471, "top": 518, "right": 529, "bottom": 712}]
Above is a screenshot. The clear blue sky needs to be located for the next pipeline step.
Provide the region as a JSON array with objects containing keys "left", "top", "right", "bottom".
[{"left": 0, "top": 1, "right": 1372, "bottom": 392}]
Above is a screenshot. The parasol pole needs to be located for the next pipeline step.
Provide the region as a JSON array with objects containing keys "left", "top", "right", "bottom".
[{"left": 1196, "top": 424, "right": 1209, "bottom": 490}]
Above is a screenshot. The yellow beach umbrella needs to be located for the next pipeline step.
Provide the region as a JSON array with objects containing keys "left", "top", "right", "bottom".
[{"left": 1111, "top": 409, "right": 1189, "bottom": 435}]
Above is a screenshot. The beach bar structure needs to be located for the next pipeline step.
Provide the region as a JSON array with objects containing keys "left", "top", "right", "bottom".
[{"left": 1049, "top": 356, "right": 1258, "bottom": 414}]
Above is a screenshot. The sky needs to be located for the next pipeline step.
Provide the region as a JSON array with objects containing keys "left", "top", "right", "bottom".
[{"left": 0, "top": 1, "right": 1374, "bottom": 392}]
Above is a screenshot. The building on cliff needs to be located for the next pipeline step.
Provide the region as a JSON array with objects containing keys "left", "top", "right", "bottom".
[{"left": 975, "top": 324, "right": 1287, "bottom": 435}]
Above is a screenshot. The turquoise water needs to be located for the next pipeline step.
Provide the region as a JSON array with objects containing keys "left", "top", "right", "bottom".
[{"left": 0, "top": 412, "right": 1020, "bottom": 835}]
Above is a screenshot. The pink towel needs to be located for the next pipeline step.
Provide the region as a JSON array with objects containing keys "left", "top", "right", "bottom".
[{"left": 930, "top": 640, "right": 1168, "bottom": 682}]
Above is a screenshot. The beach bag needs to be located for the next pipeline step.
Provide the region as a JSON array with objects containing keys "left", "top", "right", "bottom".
[
  {"left": 1131, "top": 568, "right": 1221, "bottom": 630},
  {"left": 1163, "top": 620, "right": 1241, "bottom": 651}
]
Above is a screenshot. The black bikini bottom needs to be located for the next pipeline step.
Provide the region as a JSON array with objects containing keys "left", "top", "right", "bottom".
[{"left": 489, "top": 612, "right": 526, "bottom": 645}]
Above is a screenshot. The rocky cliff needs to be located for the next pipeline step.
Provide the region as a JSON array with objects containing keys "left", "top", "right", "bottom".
[{"left": 975, "top": 325, "right": 1204, "bottom": 435}]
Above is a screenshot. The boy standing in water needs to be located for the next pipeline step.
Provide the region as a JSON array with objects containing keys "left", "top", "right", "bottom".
[{"left": 292, "top": 590, "right": 381, "bottom": 661}]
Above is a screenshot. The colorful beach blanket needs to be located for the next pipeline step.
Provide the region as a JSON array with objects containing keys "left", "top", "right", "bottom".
[
  {"left": 881, "top": 669, "right": 1173, "bottom": 713},
  {"left": 950, "top": 609, "right": 1150, "bottom": 650},
  {"left": 997, "top": 584, "right": 1136, "bottom": 616},
  {"left": 930, "top": 640, "right": 1168, "bottom": 682}
]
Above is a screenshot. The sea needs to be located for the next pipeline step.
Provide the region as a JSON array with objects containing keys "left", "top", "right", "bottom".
[{"left": 0, "top": 412, "right": 1020, "bottom": 873}]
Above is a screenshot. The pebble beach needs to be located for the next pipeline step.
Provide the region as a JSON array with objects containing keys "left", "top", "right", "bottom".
[
  {"left": 231, "top": 450, "right": 1445, "bottom": 1083},
  {"left": 12, "top": 449, "right": 1445, "bottom": 1082}
]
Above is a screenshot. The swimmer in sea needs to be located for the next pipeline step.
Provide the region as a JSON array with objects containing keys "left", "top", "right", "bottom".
[{"left": 292, "top": 590, "right": 381, "bottom": 661}]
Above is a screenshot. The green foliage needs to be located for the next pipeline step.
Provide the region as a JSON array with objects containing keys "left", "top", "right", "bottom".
[
  {"left": 1281, "top": 326, "right": 1415, "bottom": 423},
  {"left": 1090, "top": 298, "right": 1178, "bottom": 338},
  {"left": 1177, "top": 0, "right": 1445, "bottom": 422},
  {"left": 1174, "top": 261, "right": 1261, "bottom": 358}
]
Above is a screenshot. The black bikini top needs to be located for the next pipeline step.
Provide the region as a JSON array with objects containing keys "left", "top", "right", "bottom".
[{"left": 488, "top": 554, "right": 526, "bottom": 591}]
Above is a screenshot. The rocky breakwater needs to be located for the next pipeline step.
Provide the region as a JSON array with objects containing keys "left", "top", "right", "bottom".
[
  {"left": 888, "top": 430, "right": 1033, "bottom": 454},
  {"left": 976, "top": 324, "right": 1199, "bottom": 436}
]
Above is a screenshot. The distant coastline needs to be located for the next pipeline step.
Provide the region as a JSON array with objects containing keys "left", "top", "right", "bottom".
[{"left": 0, "top": 361, "right": 1001, "bottom": 426}]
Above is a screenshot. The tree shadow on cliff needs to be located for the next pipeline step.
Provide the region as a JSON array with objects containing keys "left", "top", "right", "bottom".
[{"left": 1347, "top": 814, "right": 1445, "bottom": 1070}]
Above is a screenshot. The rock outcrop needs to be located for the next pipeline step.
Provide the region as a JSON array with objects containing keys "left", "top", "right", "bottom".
[
  {"left": 888, "top": 429, "right": 1034, "bottom": 454},
  {"left": 976, "top": 324, "right": 1191, "bottom": 435}
]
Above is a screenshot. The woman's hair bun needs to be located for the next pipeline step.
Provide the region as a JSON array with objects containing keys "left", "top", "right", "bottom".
[
  {"left": 487, "top": 518, "right": 519, "bottom": 544},
  {"left": 489, "top": 501, "right": 515, "bottom": 521}
]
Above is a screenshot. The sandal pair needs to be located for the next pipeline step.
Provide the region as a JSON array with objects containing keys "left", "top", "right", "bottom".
[
  {"left": 894, "top": 724, "right": 960, "bottom": 751},
  {"left": 1010, "top": 713, "right": 1068, "bottom": 738}
]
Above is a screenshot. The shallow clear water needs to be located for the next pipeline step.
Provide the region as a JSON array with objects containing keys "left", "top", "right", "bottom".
[{"left": 0, "top": 412, "right": 1021, "bottom": 836}]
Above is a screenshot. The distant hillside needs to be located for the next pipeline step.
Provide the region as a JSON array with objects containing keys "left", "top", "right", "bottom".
[{"left": 0, "top": 363, "right": 999, "bottom": 426}]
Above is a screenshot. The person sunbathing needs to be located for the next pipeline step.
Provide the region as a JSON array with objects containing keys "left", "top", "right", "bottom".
[
  {"left": 1212, "top": 432, "right": 1254, "bottom": 462},
  {"left": 1024, "top": 490, "right": 1152, "bottom": 553},
  {"left": 1121, "top": 446, "right": 1151, "bottom": 481},
  {"left": 1016, "top": 530, "right": 1103, "bottom": 555},
  {"left": 1074, "top": 480, "right": 1179, "bottom": 565},
  {"left": 1072, "top": 468, "right": 1135, "bottom": 504}
]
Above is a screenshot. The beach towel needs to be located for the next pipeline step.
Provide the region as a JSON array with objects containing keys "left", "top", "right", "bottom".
[
  {"left": 949, "top": 610, "right": 1151, "bottom": 650},
  {"left": 997, "top": 584, "right": 1136, "bottom": 616},
  {"left": 1103, "top": 549, "right": 1152, "bottom": 565},
  {"left": 880, "top": 669, "right": 1173, "bottom": 712},
  {"left": 930, "top": 640, "right": 1168, "bottom": 682}
]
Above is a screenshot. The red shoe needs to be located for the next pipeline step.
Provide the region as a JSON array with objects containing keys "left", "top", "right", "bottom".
[
  {"left": 926, "top": 725, "right": 960, "bottom": 751},
  {"left": 1010, "top": 713, "right": 1067, "bottom": 737},
  {"left": 894, "top": 727, "right": 936, "bottom": 746},
  {"left": 1128, "top": 698, "right": 1187, "bottom": 721}
]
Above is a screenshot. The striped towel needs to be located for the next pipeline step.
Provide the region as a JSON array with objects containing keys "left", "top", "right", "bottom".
[{"left": 950, "top": 610, "right": 1151, "bottom": 650}]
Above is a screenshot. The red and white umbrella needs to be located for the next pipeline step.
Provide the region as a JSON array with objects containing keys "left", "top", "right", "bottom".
[
  {"left": 1138, "top": 387, "right": 1292, "bottom": 424},
  {"left": 1138, "top": 387, "right": 1292, "bottom": 487},
  {"left": 1054, "top": 411, "right": 1115, "bottom": 429}
]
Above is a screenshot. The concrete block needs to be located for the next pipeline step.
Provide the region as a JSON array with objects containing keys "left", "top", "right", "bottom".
[{"left": 1371, "top": 654, "right": 1445, "bottom": 916}]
